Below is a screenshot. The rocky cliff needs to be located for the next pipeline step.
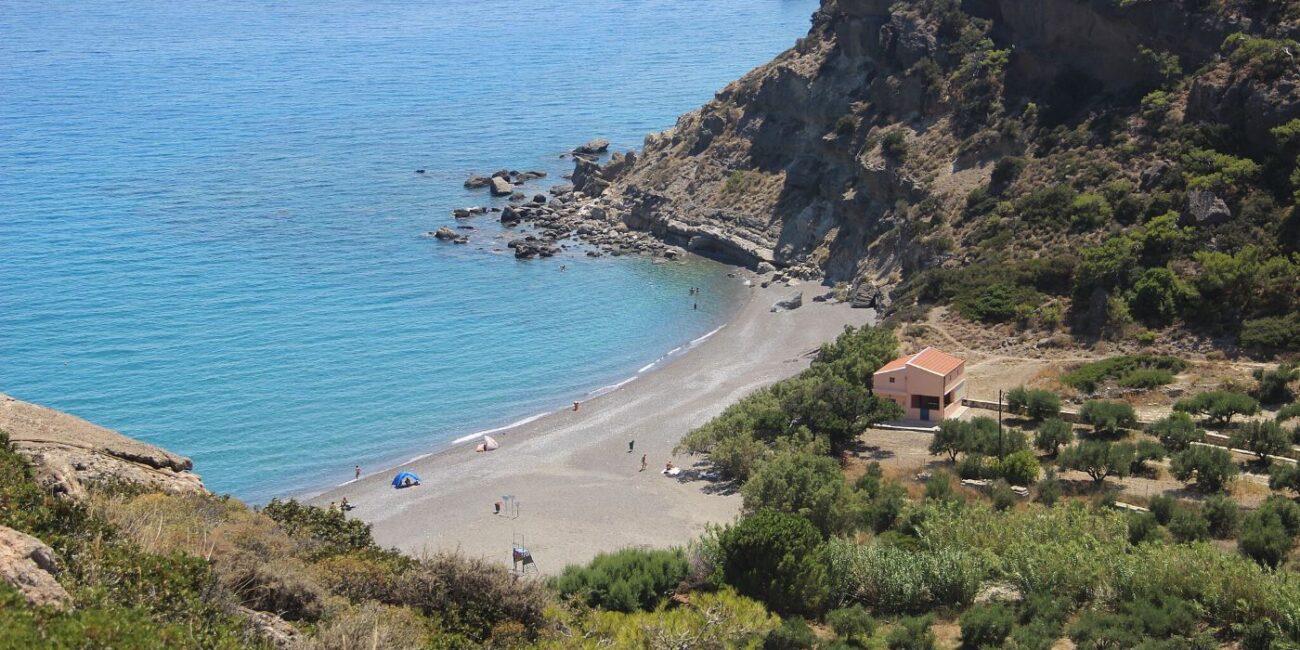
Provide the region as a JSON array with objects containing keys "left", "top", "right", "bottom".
[
  {"left": 0, "top": 392, "right": 204, "bottom": 499},
  {"left": 578, "top": 0, "right": 1300, "bottom": 351}
]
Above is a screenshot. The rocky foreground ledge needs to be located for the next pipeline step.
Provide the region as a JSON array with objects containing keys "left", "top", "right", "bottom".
[{"left": 0, "top": 393, "right": 205, "bottom": 500}]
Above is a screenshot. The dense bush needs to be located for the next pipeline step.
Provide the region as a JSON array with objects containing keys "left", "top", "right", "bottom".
[
  {"left": 262, "top": 498, "right": 375, "bottom": 553},
  {"left": 763, "top": 617, "right": 818, "bottom": 650},
  {"left": 827, "top": 604, "right": 876, "bottom": 647},
  {"left": 1033, "top": 418, "right": 1074, "bottom": 455},
  {"left": 1230, "top": 420, "right": 1292, "bottom": 462},
  {"left": 742, "top": 452, "right": 856, "bottom": 536},
  {"left": 1130, "top": 440, "right": 1166, "bottom": 475},
  {"left": 1148, "top": 494, "right": 1176, "bottom": 525},
  {"left": 1059, "top": 440, "right": 1135, "bottom": 486},
  {"left": 886, "top": 615, "right": 937, "bottom": 650},
  {"left": 552, "top": 548, "right": 688, "bottom": 613},
  {"left": 1147, "top": 412, "right": 1206, "bottom": 452},
  {"left": 1170, "top": 445, "right": 1238, "bottom": 492},
  {"left": 1174, "top": 390, "right": 1261, "bottom": 426},
  {"left": 1168, "top": 506, "right": 1211, "bottom": 543},
  {"left": 825, "top": 537, "right": 984, "bottom": 614},
  {"left": 1239, "top": 510, "right": 1294, "bottom": 568},
  {"left": 1203, "top": 494, "right": 1242, "bottom": 539},
  {"left": 995, "top": 450, "right": 1041, "bottom": 486},
  {"left": 718, "top": 510, "right": 829, "bottom": 616},
  {"left": 1079, "top": 400, "right": 1138, "bottom": 436},
  {"left": 1271, "top": 463, "right": 1300, "bottom": 497},
  {"left": 1006, "top": 387, "right": 1061, "bottom": 420},
  {"left": 1253, "top": 363, "right": 1299, "bottom": 404},
  {"left": 959, "top": 603, "right": 1014, "bottom": 649},
  {"left": 1062, "top": 356, "right": 1187, "bottom": 393}
]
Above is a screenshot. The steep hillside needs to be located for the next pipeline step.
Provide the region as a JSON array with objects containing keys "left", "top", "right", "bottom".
[{"left": 585, "top": 0, "right": 1300, "bottom": 355}]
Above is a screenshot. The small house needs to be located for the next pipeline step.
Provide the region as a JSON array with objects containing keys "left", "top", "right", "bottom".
[{"left": 872, "top": 347, "right": 966, "bottom": 421}]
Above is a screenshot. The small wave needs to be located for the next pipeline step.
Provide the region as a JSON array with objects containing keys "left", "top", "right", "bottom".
[
  {"left": 690, "top": 325, "right": 725, "bottom": 346},
  {"left": 637, "top": 362, "right": 655, "bottom": 373},
  {"left": 406, "top": 453, "right": 433, "bottom": 464},
  {"left": 667, "top": 346, "right": 683, "bottom": 355},
  {"left": 452, "top": 411, "right": 553, "bottom": 444},
  {"left": 587, "top": 375, "right": 637, "bottom": 398}
]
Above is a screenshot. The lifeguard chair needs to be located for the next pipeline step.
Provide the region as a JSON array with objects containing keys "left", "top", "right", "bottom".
[{"left": 511, "top": 533, "right": 538, "bottom": 575}]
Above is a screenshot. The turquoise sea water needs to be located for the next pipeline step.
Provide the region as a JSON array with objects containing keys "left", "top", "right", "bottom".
[{"left": 0, "top": 0, "right": 817, "bottom": 501}]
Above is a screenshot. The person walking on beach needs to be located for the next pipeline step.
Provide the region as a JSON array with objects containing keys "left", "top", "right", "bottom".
[
  {"left": 640, "top": 454, "right": 647, "bottom": 471},
  {"left": 628, "top": 439, "right": 635, "bottom": 453},
  {"left": 354, "top": 465, "right": 361, "bottom": 480},
  {"left": 573, "top": 401, "right": 581, "bottom": 411}
]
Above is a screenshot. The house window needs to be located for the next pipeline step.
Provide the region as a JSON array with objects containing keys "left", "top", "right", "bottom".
[
  {"left": 910, "top": 395, "right": 940, "bottom": 410},
  {"left": 889, "top": 377, "right": 895, "bottom": 383}
]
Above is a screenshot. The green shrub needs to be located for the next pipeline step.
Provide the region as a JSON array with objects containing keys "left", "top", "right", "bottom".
[
  {"left": 551, "top": 547, "right": 688, "bottom": 613},
  {"left": 742, "top": 452, "right": 856, "bottom": 536},
  {"left": 882, "top": 129, "right": 909, "bottom": 160},
  {"left": 1035, "top": 469, "right": 1062, "bottom": 507},
  {"left": 991, "top": 479, "right": 1018, "bottom": 511},
  {"left": 1148, "top": 494, "right": 1175, "bottom": 525},
  {"left": 763, "top": 617, "right": 818, "bottom": 650},
  {"left": 719, "top": 510, "right": 829, "bottom": 616},
  {"left": 886, "top": 615, "right": 936, "bottom": 650},
  {"left": 959, "top": 603, "right": 1014, "bottom": 649},
  {"left": 994, "top": 450, "right": 1041, "bottom": 486},
  {"left": 262, "top": 498, "right": 375, "bottom": 553},
  {"left": 1128, "top": 512, "right": 1164, "bottom": 546},
  {"left": 825, "top": 538, "right": 985, "bottom": 614},
  {"left": 1202, "top": 494, "right": 1241, "bottom": 539},
  {"left": 1130, "top": 440, "right": 1166, "bottom": 475},
  {"left": 1223, "top": 33, "right": 1300, "bottom": 80},
  {"left": 957, "top": 453, "right": 991, "bottom": 480},
  {"left": 1007, "top": 387, "right": 1061, "bottom": 420},
  {"left": 1174, "top": 391, "right": 1261, "bottom": 426},
  {"left": 1079, "top": 400, "right": 1138, "bottom": 436},
  {"left": 1059, "top": 441, "right": 1135, "bottom": 486},
  {"left": 1277, "top": 402, "right": 1300, "bottom": 424},
  {"left": 1117, "top": 368, "right": 1175, "bottom": 389},
  {"left": 827, "top": 604, "right": 876, "bottom": 647},
  {"left": 1068, "top": 192, "right": 1112, "bottom": 230},
  {"left": 1260, "top": 495, "right": 1300, "bottom": 537},
  {"left": 1230, "top": 420, "right": 1291, "bottom": 462},
  {"left": 1238, "top": 510, "right": 1294, "bottom": 569},
  {"left": 1170, "top": 445, "right": 1238, "bottom": 492},
  {"left": 1147, "top": 412, "right": 1205, "bottom": 453},
  {"left": 1033, "top": 419, "right": 1073, "bottom": 455},
  {"left": 1240, "top": 314, "right": 1300, "bottom": 354},
  {"left": 1270, "top": 463, "right": 1300, "bottom": 497},
  {"left": 1168, "top": 506, "right": 1211, "bottom": 543},
  {"left": 1253, "top": 363, "right": 1299, "bottom": 404},
  {"left": 924, "top": 472, "right": 958, "bottom": 503},
  {"left": 1062, "top": 355, "right": 1186, "bottom": 393}
]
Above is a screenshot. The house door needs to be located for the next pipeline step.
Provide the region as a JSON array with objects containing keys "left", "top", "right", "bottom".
[{"left": 920, "top": 407, "right": 930, "bottom": 421}]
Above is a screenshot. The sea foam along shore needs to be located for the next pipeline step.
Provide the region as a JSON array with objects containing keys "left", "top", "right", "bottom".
[{"left": 307, "top": 277, "right": 872, "bottom": 573}]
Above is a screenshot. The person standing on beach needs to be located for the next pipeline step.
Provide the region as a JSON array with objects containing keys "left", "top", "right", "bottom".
[
  {"left": 354, "top": 465, "right": 361, "bottom": 480},
  {"left": 628, "top": 439, "right": 635, "bottom": 453},
  {"left": 640, "top": 454, "right": 647, "bottom": 471},
  {"left": 573, "top": 401, "right": 580, "bottom": 411}
]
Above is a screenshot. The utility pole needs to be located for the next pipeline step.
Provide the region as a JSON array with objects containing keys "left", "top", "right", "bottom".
[{"left": 998, "top": 388, "right": 1004, "bottom": 460}]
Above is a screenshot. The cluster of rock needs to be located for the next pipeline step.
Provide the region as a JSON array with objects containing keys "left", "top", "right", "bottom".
[{"left": 463, "top": 169, "right": 548, "bottom": 196}]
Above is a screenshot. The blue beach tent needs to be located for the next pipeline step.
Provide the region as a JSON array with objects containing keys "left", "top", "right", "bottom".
[{"left": 391, "top": 471, "right": 421, "bottom": 488}]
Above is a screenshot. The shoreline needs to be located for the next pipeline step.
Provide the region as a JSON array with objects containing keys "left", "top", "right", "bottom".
[
  {"left": 308, "top": 279, "right": 872, "bottom": 573},
  {"left": 297, "top": 266, "right": 745, "bottom": 502}
]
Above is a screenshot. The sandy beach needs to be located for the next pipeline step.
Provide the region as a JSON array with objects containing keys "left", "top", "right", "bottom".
[{"left": 309, "top": 279, "right": 872, "bottom": 573}]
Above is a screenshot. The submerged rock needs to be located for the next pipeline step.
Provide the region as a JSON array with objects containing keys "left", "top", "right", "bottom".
[
  {"left": 433, "top": 227, "right": 457, "bottom": 240},
  {"left": 464, "top": 175, "right": 491, "bottom": 189},
  {"left": 573, "top": 138, "right": 610, "bottom": 156}
]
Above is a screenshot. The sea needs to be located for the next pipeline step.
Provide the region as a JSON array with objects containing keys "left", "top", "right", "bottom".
[{"left": 0, "top": 0, "right": 818, "bottom": 501}]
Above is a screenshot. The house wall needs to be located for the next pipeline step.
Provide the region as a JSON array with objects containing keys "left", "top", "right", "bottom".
[{"left": 873, "top": 363, "right": 967, "bottom": 421}]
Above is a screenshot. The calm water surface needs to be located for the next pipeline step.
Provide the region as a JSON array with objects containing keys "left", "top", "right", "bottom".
[{"left": 0, "top": 0, "right": 817, "bottom": 500}]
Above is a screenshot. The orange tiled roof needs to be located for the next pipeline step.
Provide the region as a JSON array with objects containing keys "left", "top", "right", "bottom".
[{"left": 874, "top": 347, "right": 964, "bottom": 376}]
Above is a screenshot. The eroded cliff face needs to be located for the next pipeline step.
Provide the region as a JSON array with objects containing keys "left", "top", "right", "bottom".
[
  {"left": 0, "top": 393, "right": 205, "bottom": 499},
  {"left": 582, "top": 0, "right": 1298, "bottom": 292}
]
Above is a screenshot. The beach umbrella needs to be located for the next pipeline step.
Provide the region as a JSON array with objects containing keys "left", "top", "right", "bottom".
[
  {"left": 482, "top": 435, "right": 500, "bottom": 451},
  {"left": 391, "top": 471, "right": 421, "bottom": 488}
]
